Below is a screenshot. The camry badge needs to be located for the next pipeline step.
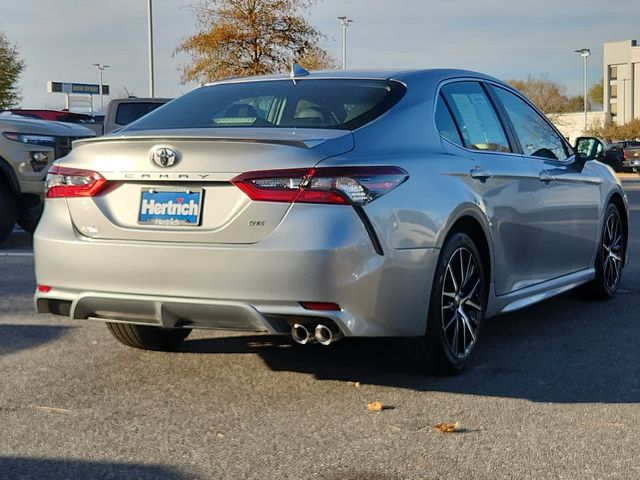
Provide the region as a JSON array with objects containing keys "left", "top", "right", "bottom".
[{"left": 150, "top": 146, "right": 179, "bottom": 168}]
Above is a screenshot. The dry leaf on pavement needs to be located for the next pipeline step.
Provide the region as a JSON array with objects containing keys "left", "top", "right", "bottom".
[
  {"left": 434, "top": 421, "right": 462, "bottom": 433},
  {"left": 367, "top": 401, "right": 385, "bottom": 412}
]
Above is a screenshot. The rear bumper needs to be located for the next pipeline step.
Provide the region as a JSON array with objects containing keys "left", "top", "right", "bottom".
[{"left": 34, "top": 199, "right": 439, "bottom": 336}]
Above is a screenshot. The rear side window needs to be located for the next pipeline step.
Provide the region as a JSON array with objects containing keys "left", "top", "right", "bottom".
[
  {"left": 124, "top": 79, "right": 405, "bottom": 131},
  {"left": 115, "top": 102, "right": 165, "bottom": 126},
  {"left": 491, "top": 86, "right": 569, "bottom": 161},
  {"left": 435, "top": 95, "right": 463, "bottom": 146},
  {"left": 441, "top": 82, "right": 511, "bottom": 153}
]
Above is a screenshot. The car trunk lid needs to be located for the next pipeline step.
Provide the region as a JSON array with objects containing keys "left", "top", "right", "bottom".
[{"left": 62, "top": 128, "right": 353, "bottom": 244}]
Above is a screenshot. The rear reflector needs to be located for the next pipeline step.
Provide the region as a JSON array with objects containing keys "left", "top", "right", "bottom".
[
  {"left": 45, "top": 165, "right": 107, "bottom": 198},
  {"left": 37, "top": 285, "right": 52, "bottom": 293},
  {"left": 232, "top": 166, "right": 408, "bottom": 205},
  {"left": 300, "top": 302, "right": 341, "bottom": 311}
]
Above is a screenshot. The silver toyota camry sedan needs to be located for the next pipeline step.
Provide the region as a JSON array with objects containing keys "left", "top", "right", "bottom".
[{"left": 34, "top": 68, "right": 628, "bottom": 374}]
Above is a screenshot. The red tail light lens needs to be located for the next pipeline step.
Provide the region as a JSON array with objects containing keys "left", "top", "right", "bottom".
[
  {"left": 45, "top": 165, "right": 107, "bottom": 198},
  {"left": 300, "top": 302, "right": 341, "bottom": 311},
  {"left": 232, "top": 166, "right": 408, "bottom": 205}
]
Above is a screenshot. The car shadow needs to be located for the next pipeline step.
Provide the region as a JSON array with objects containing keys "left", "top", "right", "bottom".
[
  {"left": 0, "top": 457, "right": 188, "bottom": 480},
  {"left": 178, "top": 288, "right": 640, "bottom": 404},
  {"left": 0, "top": 228, "right": 32, "bottom": 250},
  {"left": 0, "top": 324, "right": 72, "bottom": 357}
]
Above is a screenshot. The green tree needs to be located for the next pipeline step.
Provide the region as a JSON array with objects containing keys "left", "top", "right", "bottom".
[
  {"left": 0, "top": 31, "right": 25, "bottom": 109},
  {"left": 176, "top": 0, "right": 336, "bottom": 83},
  {"left": 508, "top": 75, "right": 583, "bottom": 114},
  {"left": 588, "top": 80, "right": 604, "bottom": 110}
]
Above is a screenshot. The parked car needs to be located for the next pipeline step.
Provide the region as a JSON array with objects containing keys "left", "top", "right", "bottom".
[
  {"left": 5, "top": 109, "right": 104, "bottom": 136},
  {"left": 0, "top": 113, "right": 94, "bottom": 243},
  {"left": 597, "top": 140, "right": 640, "bottom": 172},
  {"left": 103, "top": 98, "right": 171, "bottom": 134},
  {"left": 623, "top": 144, "right": 640, "bottom": 172},
  {"left": 34, "top": 68, "right": 628, "bottom": 374}
]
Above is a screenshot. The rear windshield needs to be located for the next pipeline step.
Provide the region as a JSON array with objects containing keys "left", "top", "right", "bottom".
[
  {"left": 115, "top": 102, "right": 166, "bottom": 126},
  {"left": 124, "top": 79, "right": 405, "bottom": 132}
]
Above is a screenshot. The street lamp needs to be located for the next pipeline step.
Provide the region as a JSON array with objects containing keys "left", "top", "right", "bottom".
[
  {"left": 92, "top": 63, "right": 110, "bottom": 110},
  {"left": 148, "top": 0, "right": 155, "bottom": 97},
  {"left": 337, "top": 16, "right": 353, "bottom": 70},
  {"left": 574, "top": 48, "right": 590, "bottom": 132}
]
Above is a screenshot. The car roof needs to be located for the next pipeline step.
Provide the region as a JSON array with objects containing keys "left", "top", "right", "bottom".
[{"left": 205, "top": 68, "right": 505, "bottom": 87}]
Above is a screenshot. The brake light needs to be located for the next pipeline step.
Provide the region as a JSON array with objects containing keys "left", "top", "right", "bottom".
[
  {"left": 45, "top": 165, "right": 107, "bottom": 198},
  {"left": 37, "top": 285, "right": 52, "bottom": 293},
  {"left": 231, "top": 167, "right": 408, "bottom": 205}
]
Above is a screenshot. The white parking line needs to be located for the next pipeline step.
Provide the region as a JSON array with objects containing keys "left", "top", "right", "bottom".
[{"left": 0, "top": 252, "right": 34, "bottom": 257}]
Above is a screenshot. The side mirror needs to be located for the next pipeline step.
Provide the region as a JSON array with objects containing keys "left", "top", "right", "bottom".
[{"left": 574, "top": 137, "right": 605, "bottom": 170}]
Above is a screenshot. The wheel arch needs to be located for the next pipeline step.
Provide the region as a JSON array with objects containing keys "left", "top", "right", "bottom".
[
  {"left": 443, "top": 211, "right": 493, "bottom": 292},
  {"left": 0, "top": 155, "right": 20, "bottom": 192}
]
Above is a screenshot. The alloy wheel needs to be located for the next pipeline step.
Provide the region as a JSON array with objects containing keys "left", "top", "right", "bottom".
[
  {"left": 602, "top": 211, "right": 623, "bottom": 291},
  {"left": 441, "top": 247, "right": 484, "bottom": 358}
]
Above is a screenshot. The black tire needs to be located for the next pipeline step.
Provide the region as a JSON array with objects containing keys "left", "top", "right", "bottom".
[
  {"left": 583, "top": 203, "right": 625, "bottom": 300},
  {"left": 0, "top": 186, "right": 17, "bottom": 244},
  {"left": 106, "top": 322, "right": 191, "bottom": 351},
  {"left": 16, "top": 197, "right": 43, "bottom": 234},
  {"left": 417, "top": 232, "right": 487, "bottom": 375}
]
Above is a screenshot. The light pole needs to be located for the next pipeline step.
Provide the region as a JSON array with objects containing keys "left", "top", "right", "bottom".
[
  {"left": 337, "top": 16, "right": 353, "bottom": 70},
  {"left": 92, "top": 63, "right": 110, "bottom": 110},
  {"left": 148, "top": 0, "right": 155, "bottom": 97},
  {"left": 574, "top": 48, "right": 590, "bottom": 132}
]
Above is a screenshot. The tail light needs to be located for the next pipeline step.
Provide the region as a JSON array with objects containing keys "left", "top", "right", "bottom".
[
  {"left": 231, "top": 167, "right": 408, "bottom": 205},
  {"left": 45, "top": 165, "right": 107, "bottom": 198},
  {"left": 623, "top": 150, "right": 629, "bottom": 160}
]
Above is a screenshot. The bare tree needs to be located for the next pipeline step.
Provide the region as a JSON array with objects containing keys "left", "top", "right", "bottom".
[{"left": 508, "top": 75, "right": 583, "bottom": 114}]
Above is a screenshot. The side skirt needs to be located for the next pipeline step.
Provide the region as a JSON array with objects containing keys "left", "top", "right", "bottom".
[{"left": 486, "top": 268, "right": 596, "bottom": 318}]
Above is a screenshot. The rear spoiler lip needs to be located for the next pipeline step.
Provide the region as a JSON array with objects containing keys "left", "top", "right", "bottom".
[{"left": 72, "top": 133, "right": 350, "bottom": 150}]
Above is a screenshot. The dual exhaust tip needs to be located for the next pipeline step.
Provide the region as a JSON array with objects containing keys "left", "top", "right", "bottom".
[{"left": 291, "top": 323, "right": 343, "bottom": 346}]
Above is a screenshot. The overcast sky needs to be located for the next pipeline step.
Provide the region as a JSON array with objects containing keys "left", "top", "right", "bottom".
[{"left": 2, "top": 0, "right": 638, "bottom": 111}]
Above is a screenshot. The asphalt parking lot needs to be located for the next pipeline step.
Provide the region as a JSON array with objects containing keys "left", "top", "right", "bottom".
[{"left": 1, "top": 174, "right": 639, "bottom": 480}]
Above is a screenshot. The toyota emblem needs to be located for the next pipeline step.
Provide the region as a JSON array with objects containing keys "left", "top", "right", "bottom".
[{"left": 150, "top": 146, "right": 179, "bottom": 168}]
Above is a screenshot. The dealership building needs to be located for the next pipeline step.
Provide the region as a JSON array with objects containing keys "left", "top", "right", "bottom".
[
  {"left": 553, "top": 39, "right": 640, "bottom": 142},
  {"left": 603, "top": 40, "right": 640, "bottom": 125}
]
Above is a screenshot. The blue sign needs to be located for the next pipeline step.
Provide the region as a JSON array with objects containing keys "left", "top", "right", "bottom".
[{"left": 48, "top": 81, "right": 110, "bottom": 95}]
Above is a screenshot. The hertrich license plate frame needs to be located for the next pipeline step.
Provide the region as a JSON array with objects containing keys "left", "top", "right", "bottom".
[{"left": 138, "top": 187, "right": 204, "bottom": 226}]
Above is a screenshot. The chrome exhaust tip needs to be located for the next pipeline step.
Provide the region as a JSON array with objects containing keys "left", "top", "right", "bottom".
[
  {"left": 291, "top": 323, "right": 313, "bottom": 344},
  {"left": 314, "top": 324, "right": 343, "bottom": 346}
]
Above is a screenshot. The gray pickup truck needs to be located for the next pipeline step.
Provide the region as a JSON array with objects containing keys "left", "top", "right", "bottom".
[
  {"left": 623, "top": 143, "right": 640, "bottom": 172},
  {"left": 0, "top": 113, "right": 94, "bottom": 243},
  {"left": 103, "top": 98, "right": 170, "bottom": 134}
]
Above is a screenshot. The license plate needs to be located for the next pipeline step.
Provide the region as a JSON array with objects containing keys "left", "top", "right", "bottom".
[{"left": 138, "top": 188, "right": 203, "bottom": 226}]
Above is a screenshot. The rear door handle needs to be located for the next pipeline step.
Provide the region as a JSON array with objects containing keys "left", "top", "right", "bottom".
[
  {"left": 470, "top": 167, "right": 493, "bottom": 181},
  {"left": 538, "top": 170, "right": 554, "bottom": 183}
]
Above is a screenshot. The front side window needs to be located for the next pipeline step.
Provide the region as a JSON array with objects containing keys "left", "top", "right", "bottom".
[
  {"left": 492, "top": 86, "right": 569, "bottom": 161},
  {"left": 441, "top": 82, "right": 511, "bottom": 153},
  {"left": 125, "top": 80, "right": 405, "bottom": 131}
]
